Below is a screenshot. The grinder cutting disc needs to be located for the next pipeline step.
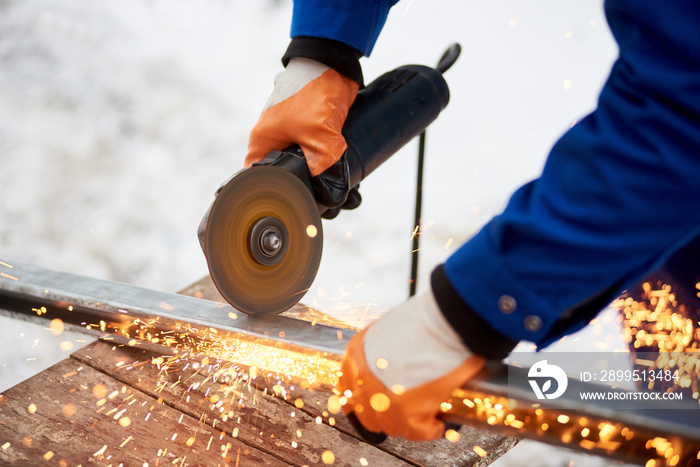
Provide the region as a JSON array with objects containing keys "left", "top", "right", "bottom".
[{"left": 204, "top": 165, "right": 323, "bottom": 314}]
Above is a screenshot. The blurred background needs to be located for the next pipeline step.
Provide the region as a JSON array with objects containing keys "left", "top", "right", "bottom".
[{"left": 0, "top": 0, "right": 630, "bottom": 464}]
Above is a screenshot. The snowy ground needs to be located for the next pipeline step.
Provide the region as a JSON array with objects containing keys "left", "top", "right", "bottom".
[{"left": 0, "top": 0, "right": 636, "bottom": 465}]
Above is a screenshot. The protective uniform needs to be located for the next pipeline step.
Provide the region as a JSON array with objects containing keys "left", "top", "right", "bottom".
[{"left": 290, "top": 0, "right": 700, "bottom": 353}]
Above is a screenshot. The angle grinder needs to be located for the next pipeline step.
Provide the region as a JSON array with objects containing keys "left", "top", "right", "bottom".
[{"left": 199, "top": 44, "right": 460, "bottom": 315}]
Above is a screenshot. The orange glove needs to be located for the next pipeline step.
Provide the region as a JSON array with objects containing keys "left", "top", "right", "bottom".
[
  {"left": 245, "top": 57, "right": 360, "bottom": 209},
  {"left": 338, "top": 290, "right": 486, "bottom": 441}
]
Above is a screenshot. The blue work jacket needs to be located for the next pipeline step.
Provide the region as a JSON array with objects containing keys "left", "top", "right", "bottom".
[{"left": 291, "top": 0, "right": 700, "bottom": 347}]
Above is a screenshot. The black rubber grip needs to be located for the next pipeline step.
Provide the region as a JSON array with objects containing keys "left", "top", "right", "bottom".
[{"left": 346, "top": 411, "right": 388, "bottom": 445}]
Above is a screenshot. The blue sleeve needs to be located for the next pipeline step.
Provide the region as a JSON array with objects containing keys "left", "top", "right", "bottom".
[
  {"left": 444, "top": 0, "right": 700, "bottom": 347},
  {"left": 290, "top": 0, "right": 400, "bottom": 56}
]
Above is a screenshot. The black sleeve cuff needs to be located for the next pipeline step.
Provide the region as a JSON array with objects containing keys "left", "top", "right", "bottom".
[
  {"left": 431, "top": 265, "right": 518, "bottom": 360},
  {"left": 282, "top": 37, "right": 364, "bottom": 86}
]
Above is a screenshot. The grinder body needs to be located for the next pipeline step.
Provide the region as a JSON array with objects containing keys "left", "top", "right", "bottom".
[
  {"left": 259, "top": 65, "right": 450, "bottom": 214},
  {"left": 203, "top": 63, "right": 451, "bottom": 315}
]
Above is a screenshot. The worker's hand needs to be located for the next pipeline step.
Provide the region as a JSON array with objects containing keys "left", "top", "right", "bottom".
[
  {"left": 245, "top": 57, "right": 360, "bottom": 210},
  {"left": 320, "top": 186, "right": 361, "bottom": 220},
  {"left": 338, "top": 290, "right": 485, "bottom": 441}
]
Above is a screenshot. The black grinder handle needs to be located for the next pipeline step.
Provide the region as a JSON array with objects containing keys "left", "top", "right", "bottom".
[{"left": 342, "top": 64, "right": 450, "bottom": 188}]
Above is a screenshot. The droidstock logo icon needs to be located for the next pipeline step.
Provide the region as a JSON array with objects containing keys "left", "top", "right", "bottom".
[{"left": 528, "top": 360, "right": 568, "bottom": 400}]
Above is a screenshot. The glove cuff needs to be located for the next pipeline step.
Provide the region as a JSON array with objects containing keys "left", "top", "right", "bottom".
[
  {"left": 363, "top": 289, "right": 472, "bottom": 391},
  {"left": 283, "top": 36, "right": 364, "bottom": 86},
  {"left": 431, "top": 265, "right": 518, "bottom": 360}
]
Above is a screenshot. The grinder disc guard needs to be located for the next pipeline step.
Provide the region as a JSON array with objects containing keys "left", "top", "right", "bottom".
[{"left": 205, "top": 165, "right": 323, "bottom": 314}]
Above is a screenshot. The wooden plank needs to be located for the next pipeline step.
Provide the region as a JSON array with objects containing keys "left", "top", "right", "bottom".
[
  {"left": 264, "top": 377, "right": 518, "bottom": 467},
  {"left": 182, "top": 274, "right": 519, "bottom": 466},
  {"left": 0, "top": 356, "right": 286, "bottom": 466},
  {"left": 72, "top": 340, "right": 411, "bottom": 466},
  {"left": 73, "top": 339, "right": 517, "bottom": 467}
]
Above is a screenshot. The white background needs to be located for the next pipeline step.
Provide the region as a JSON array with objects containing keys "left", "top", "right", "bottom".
[{"left": 0, "top": 1, "right": 633, "bottom": 465}]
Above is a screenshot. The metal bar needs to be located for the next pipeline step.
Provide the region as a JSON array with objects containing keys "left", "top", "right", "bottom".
[
  {"left": 1, "top": 260, "right": 699, "bottom": 465},
  {"left": 455, "top": 364, "right": 700, "bottom": 461},
  {"left": 470, "top": 363, "right": 700, "bottom": 436},
  {"left": 0, "top": 260, "right": 349, "bottom": 357}
]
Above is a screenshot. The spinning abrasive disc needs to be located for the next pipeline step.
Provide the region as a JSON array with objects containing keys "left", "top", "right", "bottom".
[{"left": 204, "top": 165, "right": 323, "bottom": 314}]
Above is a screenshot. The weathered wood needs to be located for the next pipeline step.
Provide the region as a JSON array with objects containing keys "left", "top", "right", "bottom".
[
  {"left": 0, "top": 356, "right": 285, "bottom": 466},
  {"left": 260, "top": 377, "right": 519, "bottom": 467},
  {"left": 177, "top": 275, "right": 519, "bottom": 466},
  {"left": 72, "top": 341, "right": 409, "bottom": 466}
]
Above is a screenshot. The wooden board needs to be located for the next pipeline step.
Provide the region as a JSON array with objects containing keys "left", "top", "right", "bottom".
[
  {"left": 176, "top": 275, "right": 519, "bottom": 465},
  {"left": 0, "top": 275, "right": 518, "bottom": 466},
  {"left": 0, "top": 354, "right": 284, "bottom": 466}
]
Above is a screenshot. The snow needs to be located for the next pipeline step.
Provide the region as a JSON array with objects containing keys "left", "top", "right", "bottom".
[{"left": 0, "top": 0, "right": 634, "bottom": 465}]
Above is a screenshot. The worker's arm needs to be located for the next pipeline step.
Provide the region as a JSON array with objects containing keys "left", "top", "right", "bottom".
[
  {"left": 439, "top": 0, "right": 700, "bottom": 350},
  {"left": 245, "top": 1, "right": 398, "bottom": 215},
  {"left": 289, "top": 0, "right": 399, "bottom": 57},
  {"left": 339, "top": 0, "right": 700, "bottom": 440}
]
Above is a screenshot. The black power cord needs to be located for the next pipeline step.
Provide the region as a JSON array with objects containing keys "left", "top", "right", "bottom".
[{"left": 409, "top": 43, "right": 461, "bottom": 298}]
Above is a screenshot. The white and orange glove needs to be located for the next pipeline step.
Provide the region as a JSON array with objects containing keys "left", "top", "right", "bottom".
[
  {"left": 245, "top": 57, "right": 361, "bottom": 215},
  {"left": 338, "top": 290, "right": 486, "bottom": 441}
]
